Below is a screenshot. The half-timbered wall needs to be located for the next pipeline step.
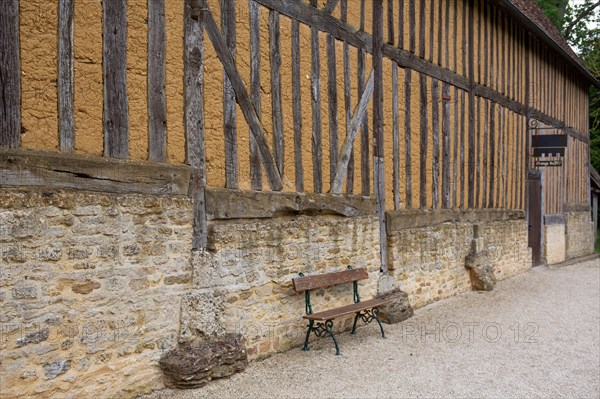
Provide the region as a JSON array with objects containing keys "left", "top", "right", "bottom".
[{"left": 3, "top": 0, "right": 591, "bottom": 218}]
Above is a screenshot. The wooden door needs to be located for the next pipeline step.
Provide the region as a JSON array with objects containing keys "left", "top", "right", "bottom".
[{"left": 527, "top": 173, "right": 542, "bottom": 265}]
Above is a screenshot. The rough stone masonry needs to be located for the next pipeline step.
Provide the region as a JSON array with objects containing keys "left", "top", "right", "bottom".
[{"left": 1, "top": 189, "right": 536, "bottom": 398}]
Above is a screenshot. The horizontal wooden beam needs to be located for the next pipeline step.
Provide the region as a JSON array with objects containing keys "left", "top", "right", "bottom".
[
  {"left": 205, "top": 188, "right": 375, "bottom": 220},
  {"left": 385, "top": 209, "right": 525, "bottom": 232},
  {"left": 0, "top": 149, "right": 190, "bottom": 196}
]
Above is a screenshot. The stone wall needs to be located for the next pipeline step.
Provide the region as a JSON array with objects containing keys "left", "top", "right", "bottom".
[
  {"left": 565, "top": 211, "right": 595, "bottom": 259},
  {"left": 1, "top": 188, "right": 539, "bottom": 398},
  {"left": 186, "top": 215, "right": 382, "bottom": 359},
  {"left": 0, "top": 189, "right": 193, "bottom": 398},
  {"left": 544, "top": 222, "right": 566, "bottom": 265},
  {"left": 387, "top": 213, "right": 531, "bottom": 309}
]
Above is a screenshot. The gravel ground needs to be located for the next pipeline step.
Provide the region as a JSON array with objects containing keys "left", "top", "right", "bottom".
[{"left": 142, "top": 258, "right": 600, "bottom": 399}]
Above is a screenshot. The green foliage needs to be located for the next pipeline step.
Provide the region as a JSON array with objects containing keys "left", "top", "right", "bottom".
[
  {"left": 537, "top": 0, "right": 600, "bottom": 171},
  {"left": 564, "top": 2, "right": 600, "bottom": 171},
  {"left": 534, "top": 0, "right": 569, "bottom": 29}
]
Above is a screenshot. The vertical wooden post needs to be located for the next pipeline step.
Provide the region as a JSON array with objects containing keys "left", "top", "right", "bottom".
[
  {"left": 419, "top": 74, "right": 428, "bottom": 209},
  {"left": 223, "top": 0, "right": 238, "bottom": 188},
  {"left": 187, "top": 0, "right": 207, "bottom": 250},
  {"left": 359, "top": 0, "right": 370, "bottom": 195},
  {"left": 341, "top": 0, "right": 353, "bottom": 194},
  {"left": 0, "top": 0, "right": 21, "bottom": 149},
  {"left": 270, "top": 9, "right": 284, "bottom": 179},
  {"left": 59, "top": 0, "right": 75, "bottom": 153},
  {"left": 373, "top": 0, "right": 387, "bottom": 274},
  {"left": 392, "top": 62, "right": 400, "bottom": 210},
  {"left": 489, "top": 102, "right": 495, "bottom": 208},
  {"left": 467, "top": 0, "right": 475, "bottom": 209},
  {"left": 148, "top": 0, "right": 167, "bottom": 161},
  {"left": 405, "top": 69, "right": 413, "bottom": 209},
  {"left": 310, "top": 0, "right": 323, "bottom": 193},
  {"left": 250, "top": 0, "right": 263, "bottom": 190},
  {"left": 442, "top": 83, "right": 450, "bottom": 209},
  {"left": 291, "top": 18, "right": 303, "bottom": 192},
  {"left": 103, "top": 0, "right": 129, "bottom": 159},
  {"left": 432, "top": 79, "right": 440, "bottom": 209},
  {"left": 327, "top": 34, "right": 338, "bottom": 184},
  {"left": 524, "top": 32, "right": 531, "bottom": 216},
  {"left": 409, "top": 0, "right": 415, "bottom": 53}
]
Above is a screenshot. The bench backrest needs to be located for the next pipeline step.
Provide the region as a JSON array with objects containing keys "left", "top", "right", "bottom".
[{"left": 292, "top": 267, "right": 368, "bottom": 292}]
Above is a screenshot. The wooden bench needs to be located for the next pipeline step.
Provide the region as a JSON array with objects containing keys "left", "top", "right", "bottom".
[{"left": 292, "top": 266, "right": 391, "bottom": 355}]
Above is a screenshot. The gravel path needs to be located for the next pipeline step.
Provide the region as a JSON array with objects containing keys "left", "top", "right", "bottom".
[{"left": 142, "top": 258, "right": 600, "bottom": 399}]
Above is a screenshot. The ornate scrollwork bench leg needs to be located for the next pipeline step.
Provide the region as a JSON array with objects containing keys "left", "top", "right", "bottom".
[
  {"left": 303, "top": 320, "right": 340, "bottom": 355},
  {"left": 351, "top": 307, "right": 386, "bottom": 338}
]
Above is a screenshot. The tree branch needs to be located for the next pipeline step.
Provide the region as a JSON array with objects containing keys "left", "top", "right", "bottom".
[{"left": 564, "top": 0, "right": 600, "bottom": 38}]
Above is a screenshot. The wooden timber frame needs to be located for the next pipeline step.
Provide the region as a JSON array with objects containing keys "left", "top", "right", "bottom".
[{"left": 1, "top": 0, "right": 598, "bottom": 268}]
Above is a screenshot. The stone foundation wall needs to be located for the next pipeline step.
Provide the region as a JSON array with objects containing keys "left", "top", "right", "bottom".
[
  {"left": 565, "top": 211, "right": 594, "bottom": 259},
  {"left": 544, "top": 222, "right": 566, "bottom": 265},
  {"left": 186, "top": 215, "right": 381, "bottom": 359},
  {"left": 1, "top": 188, "right": 538, "bottom": 398},
  {"left": 0, "top": 190, "right": 193, "bottom": 398},
  {"left": 387, "top": 216, "right": 531, "bottom": 309}
]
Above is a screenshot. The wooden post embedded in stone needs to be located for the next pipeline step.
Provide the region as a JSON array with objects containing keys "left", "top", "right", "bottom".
[{"left": 373, "top": 0, "right": 387, "bottom": 274}]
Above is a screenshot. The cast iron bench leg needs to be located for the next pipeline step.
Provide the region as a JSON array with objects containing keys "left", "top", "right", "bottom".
[
  {"left": 303, "top": 320, "right": 314, "bottom": 351},
  {"left": 373, "top": 308, "right": 386, "bottom": 338},
  {"left": 351, "top": 312, "right": 361, "bottom": 335},
  {"left": 325, "top": 320, "right": 340, "bottom": 355}
]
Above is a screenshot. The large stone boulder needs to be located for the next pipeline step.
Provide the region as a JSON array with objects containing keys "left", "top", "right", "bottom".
[
  {"left": 465, "top": 252, "right": 496, "bottom": 291},
  {"left": 159, "top": 334, "right": 248, "bottom": 389},
  {"left": 375, "top": 289, "right": 414, "bottom": 324}
]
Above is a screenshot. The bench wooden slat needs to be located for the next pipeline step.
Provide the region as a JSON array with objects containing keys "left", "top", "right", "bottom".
[
  {"left": 302, "top": 297, "right": 391, "bottom": 321},
  {"left": 292, "top": 267, "right": 369, "bottom": 292}
]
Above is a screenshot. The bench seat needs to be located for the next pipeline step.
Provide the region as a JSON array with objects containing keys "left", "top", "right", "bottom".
[{"left": 303, "top": 297, "right": 392, "bottom": 321}]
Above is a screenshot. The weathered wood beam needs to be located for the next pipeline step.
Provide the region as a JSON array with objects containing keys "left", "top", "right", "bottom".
[
  {"left": 59, "top": 0, "right": 75, "bottom": 153},
  {"left": 442, "top": 83, "right": 451, "bottom": 209},
  {"left": 103, "top": 0, "right": 129, "bottom": 159},
  {"left": 0, "top": 149, "right": 190, "bottom": 196},
  {"left": 205, "top": 189, "right": 375, "bottom": 220},
  {"left": 270, "top": 9, "right": 284, "bottom": 178},
  {"left": 398, "top": 0, "right": 404, "bottom": 49},
  {"left": 409, "top": 0, "right": 415, "bottom": 53},
  {"left": 359, "top": 0, "right": 369, "bottom": 196},
  {"left": 405, "top": 69, "right": 413, "bottom": 209},
  {"left": 311, "top": 0, "right": 323, "bottom": 193},
  {"left": 489, "top": 102, "right": 496, "bottom": 208},
  {"left": 222, "top": 0, "right": 238, "bottom": 188},
  {"left": 185, "top": 0, "right": 207, "bottom": 249},
  {"left": 327, "top": 34, "right": 339, "bottom": 185},
  {"left": 330, "top": 70, "right": 375, "bottom": 194},
  {"left": 419, "top": 73, "right": 428, "bottom": 209},
  {"left": 392, "top": 62, "right": 400, "bottom": 210},
  {"left": 250, "top": 0, "right": 262, "bottom": 190},
  {"left": 373, "top": 0, "right": 387, "bottom": 273},
  {"left": 482, "top": 98, "right": 488, "bottom": 208},
  {"left": 148, "top": 0, "right": 167, "bottom": 161},
  {"left": 452, "top": 86, "right": 458, "bottom": 208},
  {"left": 432, "top": 79, "right": 440, "bottom": 209},
  {"left": 467, "top": 0, "right": 475, "bottom": 208},
  {"left": 291, "top": 18, "right": 303, "bottom": 192},
  {"left": 0, "top": 0, "right": 21, "bottom": 149},
  {"left": 460, "top": 90, "right": 466, "bottom": 208},
  {"left": 201, "top": 2, "right": 283, "bottom": 191}
]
